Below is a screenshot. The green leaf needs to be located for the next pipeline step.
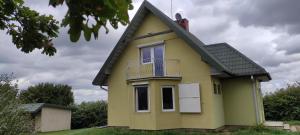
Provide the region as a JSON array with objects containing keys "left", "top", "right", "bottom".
[
  {"left": 83, "top": 24, "right": 92, "bottom": 41},
  {"left": 69, "top": 27, "right": 81, "bottom": 42}
]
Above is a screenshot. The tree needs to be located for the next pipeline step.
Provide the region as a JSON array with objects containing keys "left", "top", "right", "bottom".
[
  {"left": 19, "top": 82, "right": 74, "bottom": 106},
  {"left": 0, "top": 73, "right": 33, "bottom": 135},
  {"left": 264, "top": 82, "right": 300, "bottom": 121},
  {"left": 71, "top": 101, "right": 107, "bottom": 129},
  {"left": 0, "top": 0, "right": 133, "bottom": 56}
]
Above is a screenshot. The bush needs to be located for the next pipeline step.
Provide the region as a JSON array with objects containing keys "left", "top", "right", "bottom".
[
  {"left": 0, "top": 73, "right": 33, "bottom": 135},
  {"left": 264, "top": 82, "right": 300, "bottom": 121},
  {"left": 71, "top": 101, "right": 107, "bottom": 129}
]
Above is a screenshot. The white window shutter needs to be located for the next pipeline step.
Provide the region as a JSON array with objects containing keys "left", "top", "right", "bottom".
[
  {"left": 178, "top": 83, "right": 201, "bottom": 113},
  {"left": 179, "top": 98, "right": 201, "bottom": 113},
  {"left": 179, "top": 83, "right": 200, "bottom": 98}
]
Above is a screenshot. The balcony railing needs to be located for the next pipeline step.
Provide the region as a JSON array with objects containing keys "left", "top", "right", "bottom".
[{"left": 126, "top": 59, "right": 181, "bottom": 80}]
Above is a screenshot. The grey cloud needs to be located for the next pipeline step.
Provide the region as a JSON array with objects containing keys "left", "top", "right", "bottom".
[
  {"left": 190, "top": 0, "right": 218, "bottom": 5},
  {"left": 275, "top": 34, "right": 300, "bottom": 55},
  {"left": 0, "top": 11, "right": 123, "bottom": 103},
  {"left": 0, "top": 0, "right": 131, "bottom": 103},
  {"left": 2, "top": 0, "right": 300, "bottom": 102},
  {"left": 73, "top": 89, "right": 107, "bottom": 103},
  {"left": 231, "top": 0, "right": 300, "bottom": 35},
  {"left": 147, "top": 0, "right": 300, "bottom": 92},
  {"left": 24, "top": 0, "right": 67, "bottom": 21}
]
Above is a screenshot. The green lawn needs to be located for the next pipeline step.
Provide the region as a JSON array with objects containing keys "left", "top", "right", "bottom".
[
  {"left": 39, "top": 127, "right": 300, "bottom": 135},
  {"left": 286, "top": 121, "right": 300, "bottom": 126}
]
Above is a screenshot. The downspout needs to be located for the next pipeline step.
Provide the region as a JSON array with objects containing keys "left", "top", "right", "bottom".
[{"left": 251, "top": 75, "right": 260, "bottom": 125}]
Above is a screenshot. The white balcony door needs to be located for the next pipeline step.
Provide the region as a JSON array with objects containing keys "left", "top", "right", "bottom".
[
  {"left": 141, "top": 45, "right": 164, "bottom": 76},
  {"left": 153, "top": 45, "right": 164, "bottom": 76}
]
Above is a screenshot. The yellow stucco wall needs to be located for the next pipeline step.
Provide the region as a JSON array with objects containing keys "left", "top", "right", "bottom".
[
  {"left": 222, "top": 77, "right": 257, "bottom": 126},
  {"left": 211, "top": 77, "right": 225, "bottom": 128},
  {"left": 152, "top": 80, "right": 181, "bottom": 130},
  {"left": 128, "top": 81, "right": 156, "bottom": 130},
  {"left": 40, "top": 107, "right": 71, "bottom": 132},
  {"left": 107, "top": 13, "right": 219, "bottom": 130}
]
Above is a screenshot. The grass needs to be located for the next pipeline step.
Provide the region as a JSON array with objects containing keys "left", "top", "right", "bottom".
[
  {"left": 232, "top": 126, "right": 300, "bottom": 135},
  {"left": 39, "top": 127, "right": 300, "bottom": 135},
  {"left": 286, "top": 121, "right": 300, "bottom": 126}
]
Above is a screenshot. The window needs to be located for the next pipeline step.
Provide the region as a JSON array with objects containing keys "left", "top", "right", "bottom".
[
  {"left": 135, "top": 86, "right": 149, "bottom": 112},
  {"left": 213, "top": 83, "right": 218, "bottom": 94},
  {"left": 161, "top": 86, "right": 175, "bottom": 111},
  {"left": 217, "top": 84, "right": 222, "bottom": 94},
  {"left": 140, "top": 45, "right": 164, "bottom": 64},
  {"left": 213, "top": 83, "right": 222, "bottom": 95},
  {"left": 141, "top": 47, "right": 152, "bottom": 64}
]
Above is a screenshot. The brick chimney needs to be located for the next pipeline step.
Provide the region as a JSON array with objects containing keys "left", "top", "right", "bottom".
[{"left": 175, "top": 13, "right": 189, "bottom": 31}]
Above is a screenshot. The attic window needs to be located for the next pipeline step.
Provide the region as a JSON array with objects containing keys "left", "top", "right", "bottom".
[
  {"left": 141, "top": 47, "right": 152, "bottom": 64},
  {"left": 140, "top": 43, "right": 164, "bottom": 65}
]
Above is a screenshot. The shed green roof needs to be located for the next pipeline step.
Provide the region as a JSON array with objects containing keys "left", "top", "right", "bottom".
[
  {"left": 20, "top": 103, "right": 70, "bottom": 115},
  {"left": 20, "top": 103, "right": 45, "bottom": 113}
]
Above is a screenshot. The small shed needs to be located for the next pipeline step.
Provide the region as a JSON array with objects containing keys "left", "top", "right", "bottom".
[{"left": 21, "top": 103, "right": 71, "bottom": 132}]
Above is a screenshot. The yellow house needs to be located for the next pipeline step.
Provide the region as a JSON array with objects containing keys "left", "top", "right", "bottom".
[{"left": 93, "top": 1, "right": 271, "bottom": 130}]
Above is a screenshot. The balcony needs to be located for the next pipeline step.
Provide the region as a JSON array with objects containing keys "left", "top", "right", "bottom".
[{"left": 126, "top": 59, "right": 181, "bottom": 80}]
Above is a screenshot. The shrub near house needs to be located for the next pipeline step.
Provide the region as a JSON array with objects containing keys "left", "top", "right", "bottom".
[
  {"left": 71, "top": 101, "right": 107, "bottom": 129},
  {"left": 264, "top": 82, "right": 300, "bottom": 121},
  {"left": 0, "top": 74, "right": 33, "bottom": 135}
]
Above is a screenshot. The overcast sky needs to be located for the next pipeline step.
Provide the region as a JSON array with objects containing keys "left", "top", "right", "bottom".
[{"left": 1, "top": 0, "right": 300, "bottom": 103}]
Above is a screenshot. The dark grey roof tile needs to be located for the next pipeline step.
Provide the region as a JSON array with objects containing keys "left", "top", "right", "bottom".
[{"left": 205, "top": 43, "right": 269, "bottom": 77}]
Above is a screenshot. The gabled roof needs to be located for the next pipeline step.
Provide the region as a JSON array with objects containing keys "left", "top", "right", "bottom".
[
  {"left": 20, "top": 103, "right": 70, "bottom": 115},
  {"left": 93, "top": 1, "right": 235, "bottom": 86},
  {"left": 205, "top": 43, "right": 271, "bottom": 80},
  {"left": 93, "top": 1, "right": 271, "bottom": 86}
]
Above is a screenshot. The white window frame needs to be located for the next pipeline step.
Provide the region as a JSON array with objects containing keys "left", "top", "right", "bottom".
[
  {"left": 139, "top": 44, "right": 166, "bottom": 76},
  {"left": 161, "top": 86, "right": 175, "bottom": 112},
  {"left": 140, "top": 47, "right": 153, "bottom": 65},
  {"left": 213, "top": 82, "right": 222, "bottom": 95},
  {"left": 135, "top": 85, "right": 150, "bottom": 113},
  {"left": 140, "top": 45, "right": 165, "bottom": 64}
]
